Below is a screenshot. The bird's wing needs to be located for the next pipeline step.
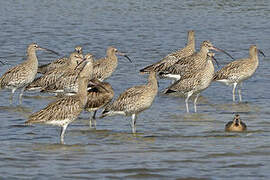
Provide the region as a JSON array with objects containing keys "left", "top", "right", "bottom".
[
  {"left": 214, "top": 59, "right": 248, "bottom": 80},
  {"left": 26, "top": 96, "right": 82, "bottom": 124}
]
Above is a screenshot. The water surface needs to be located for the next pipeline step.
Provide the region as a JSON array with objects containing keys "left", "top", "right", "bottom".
[{"left": 0, "top": 1, "right": 270, "bottom": 179}]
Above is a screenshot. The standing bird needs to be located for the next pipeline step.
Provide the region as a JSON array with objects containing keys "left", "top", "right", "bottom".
[
  {"left": 0, "top": 43, "right": 59, "bottom": 104},
  {"left": 25, "top": 52, "right": 84, "bottom": 91},
  {"left": 101, "top": 71, "right": 158, "bottom": 133},
  {"left": 213, "top": 45, "right": 265, "bottom": 102},
  {"left": 225, "top": 114, "right": 247, "bottom": 132},
  {"left": 140, "top": 30, "right": 195, "bottom": 74},
  {"left": 164, "top": 52, "right": 217, "bottom": 113},
  {"left": 159, "top": 41, "right": 234, "bottom": 82},
  {"left": 25, "top": 59, "right": 93, "bottom": 144},
  {"left": 41, "top": 53, "right": 94, "bottom": 94},
  {"left": 85, "top": 78, "right": 114, "bottom": 128},
  {"left": 38, "top": 45, "right": 83, "bottom": 74},
  {"left": 93, "top": 46, "right": 132, "bottom": 81}
]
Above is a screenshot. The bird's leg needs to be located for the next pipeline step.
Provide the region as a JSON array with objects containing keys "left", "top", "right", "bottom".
[
  {"left": 238, "top": 82, "right": 242, "bottom": 102},
  {"left": 89, "top": 111, "right": 93, "bottom": 128},
  {"left": 19, "top": 87, "right": 25, "bottom": 105},
  {"left": 89, "top": 111, "right": 97, "bottom": 128},
  {"left": 232, "top": 83, "right": 237, "bottom": 102},
  {"left": 185, "top": 92, "right": 193, "bottom": 113},
  {"left": 131, "top": 114, "right": 137, "bottom": 134},
  {"left": 194, "top": 93, "right": 200, "bottom": 113},
  {"left": 185, "top": 97, "right": 189, "bottom": 113},
  {"left": 9, "top": 88, "right": 16, "bottom": 104},
  {"left": 60, "top": 124, "right": 68, "bottom": 144},
  {"left": 91, "top": 110, "right": 97, "bottom": 128}
]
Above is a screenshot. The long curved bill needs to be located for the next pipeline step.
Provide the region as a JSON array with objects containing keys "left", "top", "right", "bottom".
[
  {"left": 211, "top": 47, "right": 235, "bottom": 60},
  {"left": 88, "top": 79, "right": 109, "bottom": 93},
  {"left": 212, "top": 56, "right": 220, "bottom": 68},
  {"left": 258, "top": 49, "right": 266, "bottom": 57},
  {"left": 38, "top": 47, "right": 60, "bottom": 56},
  {"left": 84, "top": 78, "right": 109, "bottom": 93},
  {"left": 74, "top": 58, "right": 87, "bottom": 70},
  {"left": 74, "top": 61, "right": 109, "bottom": 92},
  {"left": 116, "top": 52, "right": 132, "bottom": 63}
]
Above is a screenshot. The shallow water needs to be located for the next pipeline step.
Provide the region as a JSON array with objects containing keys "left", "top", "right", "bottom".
[{"left": 0, "top": 0, "right": 270, "bottom": 179}]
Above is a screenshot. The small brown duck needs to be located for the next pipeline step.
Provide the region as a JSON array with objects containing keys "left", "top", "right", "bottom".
[{"left": 225, "top": 114, "right": 247, "bottom": 132}]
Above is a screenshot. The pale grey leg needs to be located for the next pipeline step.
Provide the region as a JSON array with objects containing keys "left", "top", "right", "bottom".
[
  {"left": 60, "top": 124, "right": 68, "bottom": 144},
  {"left": 9, "top": 88, "right": 16, "bottom": 104},
  {"left": 238, "top": 82, "right": 242, "bottom": 102},
  {"left": 232, "top": 83, "right": 237, "bottom": 102},
  {"left": 131, "top": 114, "right": 137, "bottom": 134},
  {"left": 185, "top": 92, "right": 193, "bottom": 113},
  {"left": 194, "top": 93, "right": 200, "bottom": 113},
  {"left": 19, "top": 87, "right": 25, "bottom": 104},
  {"left": 89, "top": 111, "right": 92, "bottom": 128},
  {"left": 89, "top": 111, "right": 97, "bottom": 128}
]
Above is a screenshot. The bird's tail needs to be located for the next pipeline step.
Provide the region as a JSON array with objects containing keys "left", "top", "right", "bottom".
[
  {"left": 99, "top": 103, "right": 124, "bottom": 118},
  {"left": 100, "top": 106, "right": 111, "bottom": 118},
  {"left": 163, "top": 88, "right": 176, "bottom": 94},
  {"left": 158, "top": 71, "right": 169, "bottom": 79},
  {"left": 139, "top": 65, "right": 154, "bottom": 74},
  {"left": 25, "top": 118, "right": 35, "bottom": 125},
  {"left": 25, "top": 113, "right": 43, "bottom": 125},
  {"left": 25, "top": 77, "right": 43, "bottom": 91}
]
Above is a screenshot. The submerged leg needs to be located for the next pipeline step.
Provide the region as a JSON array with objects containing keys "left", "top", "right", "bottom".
[
  {"left": 89, "top": 111, "right": 93, "bottom": 128},
  {"left": 194, "top": 93, "right": 200, "bottom": 113},
  {"left": 9, "top": 88, "right": 16, "bottom": 104},
  {"left": 232, "top": 83, "right": 237, "bottom": 102},
  {"left": 60, "top": 124, "right": 68, "bottom": 144},
  {"left": 89, "top": 111, "right": 97, "bottom": 128},
  {"left": 185, "top": 92, "right": 193, "bottom": 113},
  {"left": 238, "top": 82, "right": 242, "bottom": 102},
  {"left": 19, "top": 87, "right": 25, "bottom": 104},
  {"left": 131, "top": 114, "right": 137, "bottom": 134}
]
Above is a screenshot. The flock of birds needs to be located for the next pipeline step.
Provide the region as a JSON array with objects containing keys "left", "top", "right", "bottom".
[{"left": 0, "top": 30, "right": 265, "bottom": 144}]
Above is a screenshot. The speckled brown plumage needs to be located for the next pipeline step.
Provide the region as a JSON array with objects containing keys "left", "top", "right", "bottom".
[
  {"left": 25, "top": 62, "right": 90, "bottom": 144},
  {"left": 158, "top": 41, "right": 215, "bottom": 81},
  {"left": 213, "top": 45, "right": 263, "bottom": 102},
  {"left": 0, "top": 43, "right": 58, "bottom": 104},
  {"left": 140, "top": 30, "right": 195, "bottom": 74},
  {"left": 26, "top": 52, "right": 84, "bottom": 91},
  {"left": 164, "top": 52, "right": 216, "bottom": 113},
  {"left": 93, "top": 46, "right": 131, "bottom": 81},
  {"left": 26, "top": 96, "right": 84, "bottom": 125},
  {"left": 41, "top": 53, "right": 94, "bottom": 94},
  {"left": 159, "top": 41, "right": 234, "bottom": 83},
  {"left": 38, "top": 46, "right": 83, "bottom": 74},
  {"left": 85, "top": 79, "right": 114, "bottom": 127},
  {"left": 85, "top": 79, "right": 114, "bottom": 111},
  {"left": 101, "top": 72, "right": 158, "bottom": 133}
]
